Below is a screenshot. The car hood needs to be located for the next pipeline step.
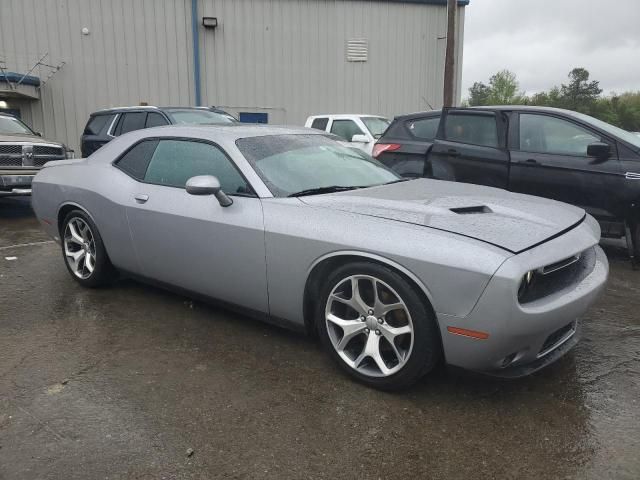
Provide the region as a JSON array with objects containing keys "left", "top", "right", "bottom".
[
  {"left": 299, "top": 179, "right": 586, "bottom": 253},
  {"left": 0, "top": 133, "right": 63, "bottom": 146}
]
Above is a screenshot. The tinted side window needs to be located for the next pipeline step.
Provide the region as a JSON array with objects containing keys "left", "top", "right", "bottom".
[
  {"left": 115, "top": 139, "right": 159, "bottom": 180},
  {"left": 407, "top": 117, "right": 440, "bottom": 140},
  {"left": 146, "top": 112, "right": 169, "bottom": 128},
  {"left": 519, "top": 114, "right": 601, "bottom": 156},
  {"left": 311, "top": 118, "right": 329, "bottom": 131},
  {"left": 144, "top": 139, "right": 250, "bottom": 194},
  {"left": 330, "top": 119, "right": 364, "bottom": 141},
  {"left": 119, "top": 112, "right": 147, "bottom": 135},
  {"left": 84, "top": 114, "right": 113, "bottom": 135},
  {"left": 444, "top": 114, "right": 498, "bottom": 148}
]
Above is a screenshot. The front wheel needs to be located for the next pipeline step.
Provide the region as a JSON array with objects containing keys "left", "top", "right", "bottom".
[
  {"left": 316, "top": 262, "right": 441, "bottom": 390},
  {"left": 61, "top": 209, "right": 116, "bottom": 287}
]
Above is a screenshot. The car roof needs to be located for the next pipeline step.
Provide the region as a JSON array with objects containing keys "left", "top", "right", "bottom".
[
  {"left": 137, "top": 123, "right": 321, "bottom": 141},
  {"left": 394, "top": 105, "right": 588, "bottom": 121},
  {"left": 307, "top": 114, "right": 387, "bottom": 119},
  {"left": 90, "top": 106, "right": 225, "bottom": 115}
]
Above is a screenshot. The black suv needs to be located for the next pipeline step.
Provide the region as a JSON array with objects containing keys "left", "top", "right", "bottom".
[
  {"left": 81, "top": 106, "right": 237, "bottom": 157},
  {"left": 374, "top": 106, "right": 640, "bottom": 262}
]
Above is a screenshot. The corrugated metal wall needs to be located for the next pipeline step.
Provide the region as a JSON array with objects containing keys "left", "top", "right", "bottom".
[
  {"left": 0, "top": 0, "right": 464, "bottom": 152},
  {"left": 199, "top": 0, "right": 465, "bottom": 124}
]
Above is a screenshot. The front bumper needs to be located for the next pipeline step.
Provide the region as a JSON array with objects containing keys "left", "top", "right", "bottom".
[
  {"left": 0, "top": 172, "right": 35, "bottom": 195},
  {"left": 439, "top": 221, "right": 609, "bottom": 376}
]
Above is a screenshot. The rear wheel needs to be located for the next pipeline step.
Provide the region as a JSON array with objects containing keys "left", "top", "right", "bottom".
[
  {"left": 316, "top": 261, "right": 441, "bottom": 390},
  {"left": 61, "top": 210, "right": 115, "bottom": 287}
]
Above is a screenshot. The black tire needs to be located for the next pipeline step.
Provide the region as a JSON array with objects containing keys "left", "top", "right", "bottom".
[
  {"left": 61, "top": 209, "right": 116, "bottom": 287},
  {"left": 316, "top": 261, "right": 442, "bottom": 391}
]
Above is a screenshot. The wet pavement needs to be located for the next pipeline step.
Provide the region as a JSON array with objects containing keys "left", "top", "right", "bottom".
[{"left": 1, "top": 197, "right": 639, "bottom": 480}]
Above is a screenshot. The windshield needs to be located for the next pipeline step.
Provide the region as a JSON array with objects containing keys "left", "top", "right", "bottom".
[
  {"left": 236, "top": 134, "right": 400, "bottom": 197},
  {"left": 166, "top": 109, "right": 236, "bottom": 125},
  {"left": 571, "top": 111, "right": 640, "bottom": 150},
  {"left": 0, "top": 116, "right": 34, "bottom": 135},
  {"left": 361, "top": 116, "right": 390, "bottom": 138}
]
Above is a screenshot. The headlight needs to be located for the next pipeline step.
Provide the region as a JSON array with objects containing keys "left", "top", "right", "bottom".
[{"left": 517, "top": 270, "right": 535, "bottom": 302}]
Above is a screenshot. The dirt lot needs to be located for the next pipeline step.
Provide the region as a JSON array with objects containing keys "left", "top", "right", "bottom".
[{"left": 1, "top": 197, "right": 639, "bottom": 480}]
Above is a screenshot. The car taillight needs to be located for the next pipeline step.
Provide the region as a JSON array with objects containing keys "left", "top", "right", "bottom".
[{"left": 372, "top": 143, "right": 400, "bottom": 158}]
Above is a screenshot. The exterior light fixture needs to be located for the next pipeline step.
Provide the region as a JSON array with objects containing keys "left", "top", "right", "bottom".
[{"left": 202, "top": 17, "right": 218, "bottom": 29}]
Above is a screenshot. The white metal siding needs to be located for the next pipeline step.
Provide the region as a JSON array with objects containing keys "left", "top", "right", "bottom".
[{"left": 0, "top": 0, "right": 465, "bottom": 152}]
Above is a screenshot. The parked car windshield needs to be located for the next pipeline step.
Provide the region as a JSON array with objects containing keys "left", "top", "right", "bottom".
[
  {"left": 0, "top": 116, "right": 34, "bottom": 135},
  {"left": 571, "top": 111, "right": 640, "bottom": 150},
  {"left": 361, "top": 116, "right": 390, "bottom": 138},
  {"left": 236, "top": 134, "right": 400, "bottom": 197},
  {"left": 165, "top": 109, "right": 236, "bottom": 125}
]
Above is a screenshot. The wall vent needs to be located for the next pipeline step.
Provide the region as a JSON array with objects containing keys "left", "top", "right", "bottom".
[{"left": 346, "top": 39, "right": 368, "bottom": 62}]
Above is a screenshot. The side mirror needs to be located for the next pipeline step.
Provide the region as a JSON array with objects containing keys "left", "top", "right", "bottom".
[
  {"left": 36, "top": 132, "right": 42, "bottom": 137},
  {"left": 185, "top": 175, "right": 233, "bottom": 207},
  {"left": 351, "top": 134, "right": 369, "bottom": 143},
  {"left": 587, "top": 142, "right": 611, "bottom": 159}
]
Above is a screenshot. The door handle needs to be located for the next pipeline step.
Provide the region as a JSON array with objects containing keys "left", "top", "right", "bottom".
[
  {"left": 523, "top": 158, "right": 539, "bottom": 164},
  {"left": 134, "top": 194, "right": 149, "bottom": 204},
  {"left": 447, "top": 149, "right": 461, "bottom": 157}
]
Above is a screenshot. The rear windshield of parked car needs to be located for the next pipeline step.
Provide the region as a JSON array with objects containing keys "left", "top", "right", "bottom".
[
  {"left": 166, "top": 110, "right": 235, "bottom": 125},
  {"left": 236, "top": 134, "right": 398, "bottom": 197}
]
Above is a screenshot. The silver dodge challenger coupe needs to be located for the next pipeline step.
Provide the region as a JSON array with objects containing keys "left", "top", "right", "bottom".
[{"left": 32, "top": 125, "right": 609, "bottom": 390}]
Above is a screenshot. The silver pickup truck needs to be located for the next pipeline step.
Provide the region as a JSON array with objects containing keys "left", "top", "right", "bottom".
[{"left": 0, "top": 112, "right": 71, "bottom": 197}]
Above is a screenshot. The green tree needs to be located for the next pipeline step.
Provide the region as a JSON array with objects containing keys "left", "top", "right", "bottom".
[
  {"left": 468, "top": 81, "right": 491, "bottom": 106},
  {"left": 487, "top": 70, "right": 525, "bottom": 105},
  {"left": 559, "top": 67, "right": 602, "bottom": 112},
  {"left": 466, "top": 67, "right": 640, "bottom": 132},
  {"left": 466, "top": 70, "right": 525, "bottom": 106}
]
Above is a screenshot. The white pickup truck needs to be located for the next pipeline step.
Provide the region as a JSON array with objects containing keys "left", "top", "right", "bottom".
[{"left": 304, "top": 114, "right": 390, "bottom": 155}]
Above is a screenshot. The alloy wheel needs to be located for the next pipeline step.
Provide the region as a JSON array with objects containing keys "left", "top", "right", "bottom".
[
  {"left": 63, "top": 217, "right": 96, "bottom": 279},
  {"left": 325, "top": 274, "right": 414, "bottom": 377}
]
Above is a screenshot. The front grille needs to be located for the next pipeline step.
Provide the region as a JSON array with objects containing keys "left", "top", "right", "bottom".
[
  {"left": 519, "top": 247, "right": 596, "bottom": 304},
  {"left": 0, "top": 157, "right": 22, "bottom": 167},
  {"left": 0, "top": 145, "right": 22, "bottom": 155},
  {"left": 0, "top": 143, "right": 65, "bottom": 168},
  {"left": 539, "top": 322, "right": 575, "bottom": 357},
  {"left": 34, "top": 145, "right": 64, "bottom": 156}
]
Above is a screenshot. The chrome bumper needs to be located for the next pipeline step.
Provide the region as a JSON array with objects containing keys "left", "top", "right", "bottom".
[{"left": 0, "top": 173, "right": 34, "bottom": 195}]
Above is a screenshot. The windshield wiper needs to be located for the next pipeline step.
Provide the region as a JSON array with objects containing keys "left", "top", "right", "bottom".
[
  {"left": 383, "top": 178, "right": 412, "bottom": 185},
  {"left": 288, "top": 185, "right": 366, "bottom": 197}
]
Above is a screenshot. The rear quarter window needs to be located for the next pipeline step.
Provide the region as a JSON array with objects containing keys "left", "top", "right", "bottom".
[
  {"left": 310, "top": 118, "right": 329, "bottom": 131},
  {"left": 84, "top": 114, "right": 114, "bottom": 135},
  {"left": 406, "top": 117, "right": 440, "bottom": 140},
  {"left": 115, "top": 139, "right": 159, "bottom": 180}
]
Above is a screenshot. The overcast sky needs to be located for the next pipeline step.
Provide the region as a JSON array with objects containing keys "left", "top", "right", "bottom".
[{"left": 461, "top": 0, "right": 640, "bottom": 98}]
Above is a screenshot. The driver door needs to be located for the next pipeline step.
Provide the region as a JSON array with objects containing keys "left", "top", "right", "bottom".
[
  {"left": 119, "top": 138, "right": 268, "bottom": 313},
  {"left": 508, "top": 112, "right": 623, "bottom": 222}
]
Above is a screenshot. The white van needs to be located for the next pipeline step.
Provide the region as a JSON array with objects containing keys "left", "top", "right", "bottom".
[{"left": 304, "top": 114, "right": 390, "bottom": 155}]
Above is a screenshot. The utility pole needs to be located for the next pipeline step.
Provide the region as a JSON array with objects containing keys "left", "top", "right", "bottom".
[{"left": 443, "top": 0, "right": 457, "bottom": 107}]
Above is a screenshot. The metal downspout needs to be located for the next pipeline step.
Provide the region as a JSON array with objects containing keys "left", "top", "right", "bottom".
[{"left": 191, "top": 0, "right": 202, "bottom": 106}]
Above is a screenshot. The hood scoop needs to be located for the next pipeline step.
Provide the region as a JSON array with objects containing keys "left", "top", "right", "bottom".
[{"left": 450, "top": 205, "right": 492, "bottom": 215}]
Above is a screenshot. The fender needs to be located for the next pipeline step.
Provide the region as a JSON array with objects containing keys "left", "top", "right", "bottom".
[{"left": 307, "top": 249, "right": 436, "bottom": 308}]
